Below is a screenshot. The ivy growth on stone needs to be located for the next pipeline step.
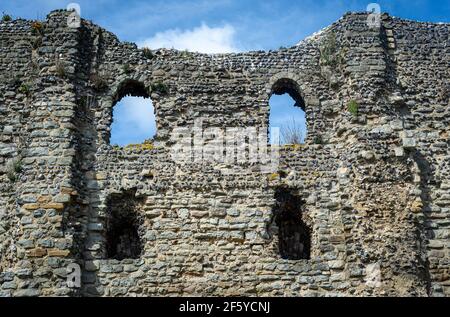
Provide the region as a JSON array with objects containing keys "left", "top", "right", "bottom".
[
  {"left": 319, "top": 32, "right": 346, "bottom": 68},
  {"left": 347, "top": 99, "right": 359, "bottom": 116},
  {"left": 142, "top": 47, "right": 154, "bottom": 60},
  {"left": 6, "top": 157, "right": 23, "bottom": 182},
  {"left": 18, "top": 83, "right": 31, "bottom": 96},
  {"left": 32, "top": 36, "right": 42, "bottom": 49},
  {"left": 179, "top": 49, "right": 192, "bottom": 59},
  {"left": 122, "top": 64, "right": 133, "bottom": 74},
  {"left": 320, "top": 33, "right": 338, "bottom": 67},
  {"left": 313, "top": 134, "right": 324, "bottom": 145},
  {"left": 1, "top": 12, "right": 12, "bottom": 22},
  {"left": 151, "top": 81, "right": 168, "bottom": 95}
]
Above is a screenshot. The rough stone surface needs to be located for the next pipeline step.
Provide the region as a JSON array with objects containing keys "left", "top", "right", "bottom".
[{"left": 0, "top": 10, "right": 448, "bottom": 297}]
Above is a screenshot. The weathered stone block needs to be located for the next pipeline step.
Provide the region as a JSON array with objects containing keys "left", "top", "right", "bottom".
[
  {"left": 27, "top": 248, "right": 47, "bottom": 258},
  {"left": 402, "top": 137, "right": 416, "bottom": 148}
]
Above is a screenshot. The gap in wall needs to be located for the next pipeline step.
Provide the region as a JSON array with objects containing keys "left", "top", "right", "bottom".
[{"left": 273, "top": 187, "right": 311, "bottom": 260}]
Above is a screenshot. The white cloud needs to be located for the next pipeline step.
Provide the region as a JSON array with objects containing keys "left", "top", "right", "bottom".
[{"left": 138, "top": 23, "right": 239, "bottom": 54}]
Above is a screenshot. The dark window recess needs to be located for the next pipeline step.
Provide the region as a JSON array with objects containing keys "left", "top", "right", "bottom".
[
  {"left": 273, "top": 188, "right": 311, "bottom": 260},
  {"left": 105, "top": 189, "right": 143, "bottom": 260}
]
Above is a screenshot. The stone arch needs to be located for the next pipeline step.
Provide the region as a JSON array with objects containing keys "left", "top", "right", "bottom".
[
  {"left": 113, "top": 79, "right": 150, "bottom": 104},
  {"left": 267, "top": 73, "right": 306, "bottom": 110},
  {"left": 265, "top": 70, "right": 321, "bottom": 107},
  {"left": 265, "top": 69, "right": 322, "bottom": 144},
  {"left": 266, "top": 72, "right": 309, "bottom": 144}
]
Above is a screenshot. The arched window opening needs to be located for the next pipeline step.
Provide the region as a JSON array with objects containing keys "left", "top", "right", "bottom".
[
  {"left": 269, "top": 78, "right": 307, "bottom": 145},
  {"left": 273, "top": 188, "right": 311, "bottom": 260},
  {"left": 110, "top": 80, "right": 156, "bottom": 146},
  {"left": 105, "top": 189, "right": 144, "bottom": 260}
]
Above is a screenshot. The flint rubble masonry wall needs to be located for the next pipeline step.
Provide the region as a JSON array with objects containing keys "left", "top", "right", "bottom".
[{"left": 0, "top": 10, "right": 448, "bottom": 297}]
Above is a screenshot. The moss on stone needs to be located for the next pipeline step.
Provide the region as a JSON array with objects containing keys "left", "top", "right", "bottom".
[
  {"left": 347, "top": 99, "right": 359, "bottom": 116},
  {"left": 124, "top": 140, "right": 154, "bottom": 152},
  {"left": 1, "top": 12, "right": 12, "bottom": 22},
  {"left": 151, "top": 81, "right": 168, "bottom": 95}
]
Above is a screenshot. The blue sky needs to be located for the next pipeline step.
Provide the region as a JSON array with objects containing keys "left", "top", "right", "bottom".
[
  {"left": 3, "top": 1, "right": 448, "bottom": 51},
  {"left": 2, "top": 1, "right": 448, "bottom": 145}
]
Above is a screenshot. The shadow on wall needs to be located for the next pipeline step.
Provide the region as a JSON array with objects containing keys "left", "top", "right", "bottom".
[{"left": 105, "top": 189, "right": 145, "bottom": 260}]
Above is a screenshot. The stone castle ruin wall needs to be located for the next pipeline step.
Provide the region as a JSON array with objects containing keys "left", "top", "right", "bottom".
[{"left": 0, "top": 10, "right": 448, "bottom": 296}]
